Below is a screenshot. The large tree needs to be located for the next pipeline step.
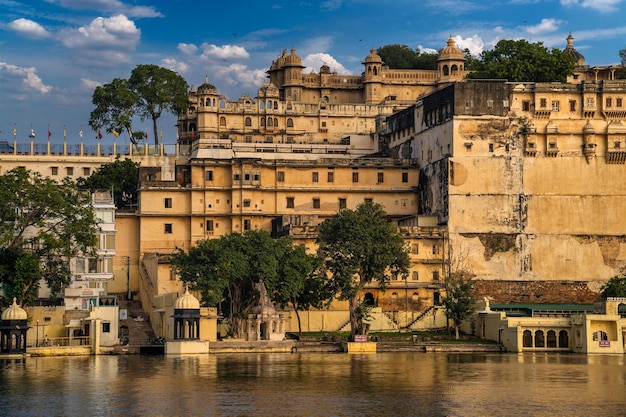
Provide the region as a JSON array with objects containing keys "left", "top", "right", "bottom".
[
  {"left": 467, "top": 39, "right": 576, "bottom": 82},
  {"left": 170, "top": 230, "right": 319, "bottom": 337},
  {"left": 601, "top": 275, "right": 626, "bottom": 298},
  {"left": 128, "top": 64, "right": 190, "bottom": 145},
  {"left": 316, "top": 201, "right": 410, "bottom": 341},
  {"left": 0, "top": 168, "right": 98, "bottom": 306},
  {"left": 89, "top": 65, "right": 189, "bottom": 145},
  {"left": 377, "top": 44, "right": 438, "bottom": 70},
  {"left": 78, "top": 157, "right": 139, "bottom": 209}
]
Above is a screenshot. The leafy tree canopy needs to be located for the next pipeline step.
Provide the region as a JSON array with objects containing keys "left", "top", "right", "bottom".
[
  {"left": 466, "top": 39, "right": 576, "bottom": 82},
  {"left": 170, "top": 230, "right": 321, "bottom": 337},
  {"left": 601, "top": 275, "right": 626, "bottom": 298},
  {"left": 316, "top": 201, "right": 409, "bottom": 340},
  {"left": 0, "top": 168, "right": 98, "bottom": 306},
  {"left": 78, "top": 158, "right": 139, "bottom": 209},
  {"left": 377, "top": 44, "right": 438, "bottom": 70},
  {"left": 89, "top": 65, "right": 189, "bottom": 145},
  {"left": 443, "top": 273, "right": 475, "bottom": 339}
]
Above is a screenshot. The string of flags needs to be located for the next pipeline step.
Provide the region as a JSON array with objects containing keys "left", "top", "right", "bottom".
[{"left": 4, "top": 125, "right": 169, "bottom": 140}]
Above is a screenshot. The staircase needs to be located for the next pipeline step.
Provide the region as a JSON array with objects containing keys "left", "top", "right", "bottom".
[
  {"left": 404, "top": 306, "right": 436, "bottom": 329},
  {"left": 117, "top": 299, "right": 155, "bottom": 347}
]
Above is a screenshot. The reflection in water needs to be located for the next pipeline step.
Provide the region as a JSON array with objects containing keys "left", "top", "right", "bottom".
[{"left": 1, "top": 353, "right": 625, "bottom": 416}]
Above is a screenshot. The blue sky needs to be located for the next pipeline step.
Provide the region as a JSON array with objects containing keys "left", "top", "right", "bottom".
[{"left": 1, "top": 0, "right": 626, "bottom": 144}]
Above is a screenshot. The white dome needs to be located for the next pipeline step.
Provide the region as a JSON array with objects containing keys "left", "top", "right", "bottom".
[
  {"left": 175, "top": 289, "right": 200, "bottom": 309},
  {"left": 2, "top": 298, "right": 28, "bottom": 321}
]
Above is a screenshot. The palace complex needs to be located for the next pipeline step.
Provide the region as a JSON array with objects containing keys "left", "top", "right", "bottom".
[{"left": 3, "top": 35, "right": 626, "bottom": 351}]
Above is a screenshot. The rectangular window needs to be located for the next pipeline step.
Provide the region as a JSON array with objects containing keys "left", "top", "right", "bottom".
[
  {"left": 433, "top": 271, "right": 440, "bottom": 281},
  {"left": 486, "top": 99, "right": 494, "bottom": 109},
  {"left": 569, "top": 100, "right": 576, "bottom": 112},
  {"left": 412, "top": 243, "right": 419, "bottom": 254},
  {"left": 313, "top": 198, "right": 320, "bottom": 209},
  {"left": 432, "top": 245, "right": 439, "bottom": 255},
  {"left": 377, "top": 172, "right": 384, "bottom": 183},
  {"left": 338, "top": 198, "right": 347, "bottom": 210},
  {"left": 233, "top": 174, "right": 241, "bottom": 182},
  {"left": 51, "top": 166, "right": 58, "bottom": 176},
  {"left": 243, "top": 199, "right": 251, "bottom": 208},
  {"left": 402, "top": 171, "right": 409, "bottom": 183},
  {"left": 164, "top": 198, "right": 172, "bottom": 208},
  {"left": 245, "top": 136, "right": 252, "bottom": 143},
  {"left": 412, "top": 271, "right": 419, "bottom": 281},
  {"left": 83, "top": 167, "right": 90, "bottom": 176},
  {"left": 551, "top": 101, "right": 560, "bottom": 111},
  {"left": 364, "top": 198, "right": 373, "bottom": 204},
  {"left": 206, "top": 220, "right": 214, "bottom": 231},
  {"left": 617, "top": 98, "right": 623, "bottom": 107},
  {"left": 286, "top": 197, "right": 295, "bottom": 208},
  {"left": 164, "top": 223, "right": 173, "bottom": 234},
  {"left": 606, "top": 97, "right": 613, "bottom": 107},
  {"left": 243, "top": 219, "right": 251, "bottom": 230},
  {"left": 206, "top": 170, "right": 213, "bottom": 181},
  {"left": 539, "top": 98, "right": 547, "bottom": 108},
  {"left": 522, "top": 101, "right": 530, "bottom": 111},
  {"left": 244, "top": 173, "right": 250, "bottom": 182},
  {"left": 327, "top": 171, "right": 334, "bottom": 182},
  {"left": 489, "top": 143, "right": 494, "bottom": 152},
  {"left": 312, "top": 172, "right": 319, "bottom": 183},
  {"left": 586, "top": 98, "right": 594, "bottom": 108},
  {"left": 277, "top": 171, "right": 285, "bottom": 182},
  {"left": 352, "top": 171, "right": 359, "bottom": 183},
  {"left": 66, "top": 167, "right": 74, "bottom": 176},
  {"left": 102, "top": 322, "right": 110, "bottom": 333}
]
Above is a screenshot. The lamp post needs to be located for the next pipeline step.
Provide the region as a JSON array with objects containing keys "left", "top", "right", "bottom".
[{"left": 36, "top": 320, "right": 39, "bottom": 347}]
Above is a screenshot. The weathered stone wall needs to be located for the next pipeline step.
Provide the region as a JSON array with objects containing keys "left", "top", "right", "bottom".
[{"left": 473, "top": 280, "right": 602, "bottom": 304}]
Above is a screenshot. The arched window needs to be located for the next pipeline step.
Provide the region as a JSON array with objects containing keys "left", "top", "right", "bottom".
[
  {"left": 287, "top": 102, "right": 293, "bottom": 111},
  {"left": 363, "top": 292, "right": 375, "bottom": 306},
  {"left": 267, "top": 100, "right": 272, "bottom": 109},
  {"left": 205, "top": 98, "right": 210, "bottom": 106},
  {"left": 373, "top": 67, "right": 378, "bottom": 76},
  {"left": 274, "top": 117, "right": 278, "bottom": 127},
  {"left": 219, "top": 116, "right": 226, "bottom": 126},
  {"left": 219, "top": 100, "right": 225, "bottom": 108},
  {"left": 559, "top": 330, "right": 569, "bottom": 348},
  {"left": 287, "top": 118, "right": 294, "bottom": 128},
  {"left": 535, "top": 330, "right": 545, "bottom": 347},
  {"left": 267, "top": 118, "right": 273, "bottom": 127},
  {"left": 391, "top": 292, "right": 398, "bottom": 304},
  {"left": 260, "top": 101, "right": 265, "bottom": 110},
  {"left": 523, "top": 330, "right": 532, "bottom": 347},
  {"left": 260, "top": 118, "right": 265, "bottom": 127},
  {"left": 411, "top": 292, "right": 419, "bottom": 303},
  {"left": 245, "top": 117, "right": 252, "bottom": 126},
  {"left": 546, "top": 330, "right": 557, "bottom": 348},
  {"left": 451, "top": 64, "right": 458, "bottom": 73}
]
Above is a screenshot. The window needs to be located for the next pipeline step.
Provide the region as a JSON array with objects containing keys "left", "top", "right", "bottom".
[
  {"left": 206, "top": 220, "right": 214, "bottom": 231},
  {"left": 489, "top": 143, "right": 494, "bottom": 152},
  {"left": 364, "top": 198, "right": 373, "bottom": 204},
  {"left": 606, "top": 97, "right": 613, "bottom": 107},
  {"left": 164, "top": 198, "right": 172, "bottom": 208},
  {"left": 522, "top": 101, "right": 530, "bottom": 111},
  {"left": 66, "top": 167, "right": 74, "bottom": 176},
  {"left": 432, "top": 244, "right": 439, "bottom": 255},
  {"left": 402, "top": 171, "right": 408, "bottom": 183},
  {"left": 433, "top": 271, "right": 439, "bottom": 281},
  {"left": 245, "top": 117, "right": 252, "bottom": 126},
  {"left": 164, "top": 223, "right": 173, "bottom": 234},
  {"left": 586, "top": 98, "right": 594, "bottom": 108},
  {"left": 617, "top": 98, "right": 623, "bottom": 107},
  {"left": 102, "top": 322, "right": 110, "bottom": 333},
  {"left": 277, "top": 171, "right": 285, "bottom": 182},
  {"left": 551, "top": 101, "right": 560, "bottom": 111},
  {"left": 219, "top": 116, "right": 226, "bottom": 126},
  {"left": 287, "top": 118, "right": 294, "bottom": 128},
  {"left": 569, "top": 100, "right": 576, "bottom": 112},
  {"left": 244, "top": 173, "right": 250, "bottom": 182},
  {"left": 233, "top": 174, "right": 241, "bottom": 181},
  {"left": 243, "top": 199, "right": 251, "bottom": 208},
  {"left": 412, "top": 271, "right": 419, "bottom": 281},
  {"left": 313, "top": 198, "right": 320, "bottom": 209},
  {"left": 352, "top": 171, "right": 359, "bottom": 183},
  {"left": 377, "top": 172, "right": 384, "bottom": 183},
  {"left": 411, "top": 243, "right": 419, "bottom": 254},
  {"left": 243, "top": 219, "right": 251, "bottom": 231},
  {"left": 51, "top": 166, "right": 58, "bottom": 175},
  {"left": 338, "top": 198, "right": 347, "bottom": 210},
  {"left": 245, "top": 136, "right": 252, "bottom": 143},
  {"left": 486, "top": 99, "right": 494, "bottom": 109},
  {"left": 206, "top": 170, "right": 213, "bottom": 181},
  {"left": 83, "top": 167, "right": 90, "bottom": 176},
  {"left": 312, "top": 172, "right": 319, "bottom": 182},
  {"left": 327, "top": 171, "right": 334, "bottom": 182},
  {"left": 539, "top": 98, "right": 547, "bottom": 108},
  {"left": 286, "top": 197, "right": 294, "bottom": 208}
]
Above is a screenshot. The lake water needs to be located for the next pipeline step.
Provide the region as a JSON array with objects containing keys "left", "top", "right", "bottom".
[{"left": 1, "top": 352, "right": 625, "bottom": 417}]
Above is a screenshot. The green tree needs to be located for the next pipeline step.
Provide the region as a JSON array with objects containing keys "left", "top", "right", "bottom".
[
  {"left": 78, "top": 158, "right": 139, "bottom": 209},
  {"left": 89, "top": 65, "right": 189, "bottom": 145},
  {"left": 89, "top": 78, "right": 139, "bottom": 143},
  {"left": 601, "top": 275, "right": 626, "bottom": 298},
  {"left": 441, "top": 250, "right": 476, "bottom": 339},
  {"left": 128, "top": 64, "right": 190, "bottom": 145},
  {"left": 467, "top": 39, "right": 576, "bottom": 82},
  {"left": 0, "top": 168, "right": 98, "bottom": 305},
  {"left": 170, "top": 230, "right": 319, "bottom": 337},
  {"left": 316, "top": 201, "right": 410, "bottom": 341},
  {"left": 377, "top": 44, "right": 437, "bottom": 70}
]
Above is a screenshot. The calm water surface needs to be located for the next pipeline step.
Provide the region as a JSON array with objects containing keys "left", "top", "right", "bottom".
[{"left": 1, "top": 352, "right": 625, "bottom": 417}]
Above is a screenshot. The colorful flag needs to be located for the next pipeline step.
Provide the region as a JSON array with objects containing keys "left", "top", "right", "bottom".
[
  {"left": 30, "top": 128, "right": 35, "bottom": 138},
  {"left": 113, "top": 130, "right": 119, "bottom": 137},
  {"left": 98, "top": 129, "right": 103, "bottom": 139}
]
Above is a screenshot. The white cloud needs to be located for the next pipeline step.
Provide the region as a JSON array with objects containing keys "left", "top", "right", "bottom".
[
  {"left": 80, "top": 78, "right": 101, "bottom": 90},
  {"left": 454, "top": 35, "right": 485, "bottom": 56},
  {"left": 199, "top": 44, "right": 250, "bottom": 61},
  {"left": 45, "top": 0, "right": 163, "bottom": 17},
  {"left": 321, "top": 0, "right": 343, "bottom": 11},
  {"left": 160, "top": 58, "right": 188, "bottom": 74},
  {"left": 212, "top": 63, "right": 266, "bottom": 91},
  {"left": 418, "top": 45, "right": 438, "bottom": 54},
  {"left": 60, "top": 15, "right": 140, "bottom": 49},
  {"left": 560, "top": 0, "right": 623, "bottom": 12},
  {"left": 0, "top": 62, "right": 52, "bottom": 94},
  {"left": 303, "top": 53, "right": 350, "bottom": 74},
  {"left": 178, "top": 43, "right": 198, "bottom": 55},
  {"left": 526, "top": 18, "right": 562, "bottom": 35},
  {"left": 8, "top": 18, "right": 50, "bottom": 39}
]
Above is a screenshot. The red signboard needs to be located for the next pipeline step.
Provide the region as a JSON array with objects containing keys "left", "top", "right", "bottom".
[
  {"left": 354, "top": 335, "right": 368, "bottom": 342},
  {"left": 599, "top": 340, "right": 611, "bottom": 347}
]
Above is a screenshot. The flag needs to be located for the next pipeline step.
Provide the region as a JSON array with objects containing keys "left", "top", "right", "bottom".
[
  {"left": 63, "top": 125, "right": 67, "bottom": 140},
  {"left": 13, "top": 125, "right": 16, "bottom": 137},
  {"left": 160, "top": 129, "right": 163, "bottom": 139},
  {"left": 113, "top": 130, "right": 119, "bottom": 137},
  {"left": 79, "top": 128, "right": 83, "bottom": 139},
  {"left": 98, "top": 129, "right": 103, "bottom": 139},
  {"left": 30, "top": 128, "right": 35, "bottom": 138},
  {"left": 48, "top": 125, "right": 51, "bottom": 138},
  {"left": 145, "top": 129, "right": 148, "bottom": 140}
]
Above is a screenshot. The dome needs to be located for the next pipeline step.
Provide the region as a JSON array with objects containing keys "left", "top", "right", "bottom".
[
  {"left": 197, "top": 75, "right": 217, "bottom": 94},
  {"left": 438, "top": 36, "right": 465, "bottom": 61},
  {"left": 320, "top": 63, "right": 330, "bottom": 74},
  {"left": 175, "top": 288, "right": 200, "bottom": 309},
  {"left": 565, "top": 33, "right": 586, "bottom": 66},
  {"left": 583, "top": 120, "right": 595, "bottom": 134},
  {"left": 363, "top": 48, "right": 383, "bottom": 64},
  {"left": 2, "top": 298, "right": 27, "bottom": 321},
  {"left": 284, "top": 47, "right": 303, "bottom": 66}
]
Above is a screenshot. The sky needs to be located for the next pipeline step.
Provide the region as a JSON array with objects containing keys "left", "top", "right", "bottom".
[{"left": 1, "top": 0, "right": 626, "bottom": 145}]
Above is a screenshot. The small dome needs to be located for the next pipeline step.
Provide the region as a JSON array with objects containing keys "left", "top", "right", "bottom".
[
  {"left": 284, "top": 47, "right": 303, "bottom": 66},
  {"left": 320, "top": 63, "right": 330, "bottom": 74},
  {"left": 363, "top": 48, "right": 383, "bottom": 64},
  {"left": 197, "top": 75, "right": 217, "bottom": 94},
  {"left": 438, "top": 36, "right": 465, "bottom": 61},
  {"left": 565, "top": 33, "right": 586, "bottom": 66},
  {"left": 2, "top": 298, "right": 27, "bottom": 321},
  {"left": 175, "top": 289, "right": 200, "bottom": 309},
  {"left": 583, "top": 120, "right": 595, "bottom": 134}
]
